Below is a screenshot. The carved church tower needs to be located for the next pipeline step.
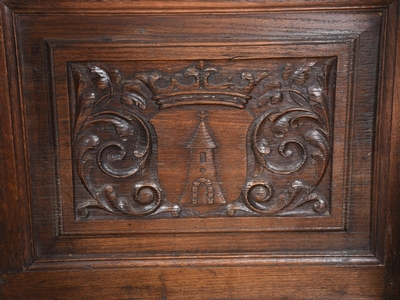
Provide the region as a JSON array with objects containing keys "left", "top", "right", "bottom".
[{"left": 180, "top": 111, "right": 226, "bottom": 206}]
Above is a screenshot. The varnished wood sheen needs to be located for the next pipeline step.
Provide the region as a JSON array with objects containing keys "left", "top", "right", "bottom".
[
  {"left": 0, "top": 266, "right": 386, "bottom": 299},
  {"left": 0, "top": 0, "right": 399, "bottom": 299},
  {"left": 0, "top": 0, "right": 394, "bottom": 13},
  {"left": 0, "top": 4, "right": 33, "bottom": 272}
]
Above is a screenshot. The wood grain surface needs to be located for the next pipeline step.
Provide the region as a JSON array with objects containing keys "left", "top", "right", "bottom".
[
  {"left": 0, "top": 0, "right": 399, "bottom": 299},
  {"left": 0, "top": 266, "right": 386, "bottom": 299}
]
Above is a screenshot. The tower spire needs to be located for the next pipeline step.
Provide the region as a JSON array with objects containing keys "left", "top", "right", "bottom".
[{"left": 187, "top": 111, "right": 216, "bottom": 149}]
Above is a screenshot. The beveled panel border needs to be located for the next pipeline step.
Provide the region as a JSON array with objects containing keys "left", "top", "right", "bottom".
[
  {"left": 0, "top": 0, "right": 398, "bottom": 296},
  {"left": 47, "top": 39, "right": 355, "bottom": 235}
]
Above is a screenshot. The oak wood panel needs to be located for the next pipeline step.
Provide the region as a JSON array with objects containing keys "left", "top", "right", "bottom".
[
  {"left": 373, "top": 0, "right": 399, "bottom": 264},
  {"left": 385, "top": 1, "right": 400, "bottom": 297},
  {"left": 16, "top": 10, "right": 379, "bottom": 257},
  {"left": 1, "top": 0, "right": 393, "bottom": 13},
  {"left": 0, "top": 0, "right": 399, "bottom": 299},
  {"left": 0, "top": 4, "right": 33, "bottom": 272},
  {"left": 0, "top": 266, "right": 386, "bottom": 299},
  {"left": 52, "top": 43, "right": 346, "bottom": 232}
]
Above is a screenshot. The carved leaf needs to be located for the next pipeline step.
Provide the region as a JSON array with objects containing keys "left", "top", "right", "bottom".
[
  {"left": 112, "top": 119, "right": 134, "bottom": 142},
  {"left": 77, "top": 111, "right": 150, "bottom": 179},
  {"left": 287, "top": 111, "right": 323, "bottom": 129},
  {"left": 292, "top": 68, "right": 310, "bottom": 86},
  {"left": 255, "top": 71, "right": 269, "bottom": 83},
  {"left": 255, "top": 138, "right": 270, "bottom": 155},
  {"left": 282, "top": 63, "right": 294, "bottom": 80},
  {"left": 121, "top": 83, "right": 147, "bottom": 110},
  {"left": 268, "top": 108, "right": 321, "bottom": 138},
  {"left": 74, "top": 134, "right": 120, "bottom": 213},
  {"left": 76, "top": 134, "right": 100, "bottom": 164},
  {"left": 90, "top": 114, "right": 134, "bottom": 141},
  {"left": 70, "top": 64, "right": 89, "bottom": 110},
  {"left": 284, "top": 180, "right": 310, "bottom": 210},
  {"left": 291, "top": 61, "right": 317, "bottom": 86},
  {"left": 70, "top": 64, "right": 97, "bottom": 130},
  {"left": 88, "top": 65, "right": 110, "bottom": 90},
  {"left": 308, "top": 85, "right": 329, "bottom": 132},
  {"left": 81, "top": 92, "right": 96, "bottom": 110},
  {"left": 257, "top": 81, "right": 282, "bottom": 107},
  {"left": 278, "top": 181, "right": 327, "bottom": 213},
  {"left": 304, "top": 129, "right": 330, "bottom": 184},
  {"left": 289, "top": 89, "right": 311, "bottom": 108},
  {"left": 308, "top": 86, "right": 324, "bottom": 104},
  {"left": 109, "top": 69, "right": 122, "bottom": 84},
  {"left": 270, "top": 92, "right": 283, "bottom": 104}
]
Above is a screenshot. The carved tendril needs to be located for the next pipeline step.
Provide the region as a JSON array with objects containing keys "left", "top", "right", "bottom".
[
  {"left": 231, "top": 180, "right": 328, "bottom": 216},
  {"left": 76, "top": 181, "right": 182, "bottom": 218}
]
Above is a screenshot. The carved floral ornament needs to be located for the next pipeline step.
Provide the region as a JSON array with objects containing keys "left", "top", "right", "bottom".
[{"left": 70, "top": 58, "right": 336, "bottom": 219}]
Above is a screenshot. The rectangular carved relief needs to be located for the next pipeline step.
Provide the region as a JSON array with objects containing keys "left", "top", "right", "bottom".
[{"left": 70, "top": 58, "right": 336, "bottom": 220}]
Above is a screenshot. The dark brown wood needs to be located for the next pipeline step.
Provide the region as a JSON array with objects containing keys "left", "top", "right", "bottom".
[
  {"left": 1, "top": 0, "right": 393, "bottom": 13},
  {"left": 25, "top": 11, "right": 376, "bottom": 254},
  {"left": 0, "top": 3, "right": 33, "bottom": 272},
  {"left": 0, "top": 0, "right": 399, "bottom": 299},
  {"left": 70, "top": 58, "right": 333, "bottom": 219},
  {"left": 0, "top": 266, "right": 386, "bottom": 300},
  {"left": 385, "top": 1, "right": 400, "bottom": 297}
]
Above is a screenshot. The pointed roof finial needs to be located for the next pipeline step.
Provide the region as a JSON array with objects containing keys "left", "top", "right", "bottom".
[
  {"left": 199, "top": 110, "right": 207, "bottom": 121},
  {"left": 187, "top": 111, "right": 216, "bottom": 149}
]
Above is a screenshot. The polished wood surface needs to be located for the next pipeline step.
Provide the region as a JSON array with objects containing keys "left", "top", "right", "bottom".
[
  {"left": 0, "top": 266, "right": 386, "bottom": 299},
  {"left": 0, "top": 0, "right": 399, "bottom": 298}
]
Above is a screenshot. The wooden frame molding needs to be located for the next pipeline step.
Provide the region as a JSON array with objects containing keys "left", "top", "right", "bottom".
[{"left": 0, "top": 0, "right": 399, "bottom": 298}]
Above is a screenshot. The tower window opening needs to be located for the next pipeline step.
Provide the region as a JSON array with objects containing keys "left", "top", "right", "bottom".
[{"left": 200, "top": 152, "right": 206, "bottom": 163}]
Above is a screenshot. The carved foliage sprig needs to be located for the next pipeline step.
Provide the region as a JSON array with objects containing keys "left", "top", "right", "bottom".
[{"left": 88, "top": 64, "right": 151, "bottom": 110}]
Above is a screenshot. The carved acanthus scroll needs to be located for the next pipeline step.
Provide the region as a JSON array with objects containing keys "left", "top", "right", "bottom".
[
  {"left": 226, "top": 58, "right": 335, "bottom": 216},
  {"left": 71, "top": 63, "right": 180, "bottom": 218}
]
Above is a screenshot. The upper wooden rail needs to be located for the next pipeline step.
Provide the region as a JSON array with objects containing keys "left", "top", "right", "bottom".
[{"left": 0, "top": 0, "right": 394, "bottom": 13}]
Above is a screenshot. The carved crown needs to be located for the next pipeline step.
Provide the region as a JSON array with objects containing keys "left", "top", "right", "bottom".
[{"left": 134, "top": 61, "right": 269, "bottom": 109}]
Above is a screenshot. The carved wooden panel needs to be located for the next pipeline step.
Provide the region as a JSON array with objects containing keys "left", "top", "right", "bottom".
[
  {"left": 3, "top": 8, "right": 379, "bottom": 264},
  {"left": 0, "top": 0, "right": 399, "bottom": 299},
  {"left": 2, "top": 0, "right": 400, "bottom": 298},
  {"left": 43, "top": 38, "right": 356, "bottom": 236},
  {"left": 70, "top": 58, "right": 335, "bottom": 219}
]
